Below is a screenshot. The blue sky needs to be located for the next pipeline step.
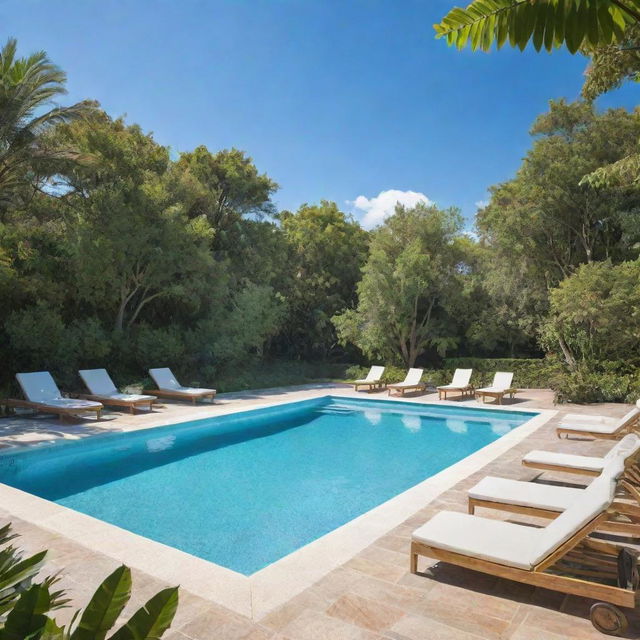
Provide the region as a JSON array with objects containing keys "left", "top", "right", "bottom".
[{"left": 3, "top": 0, "right": 638, "bottom": 229}]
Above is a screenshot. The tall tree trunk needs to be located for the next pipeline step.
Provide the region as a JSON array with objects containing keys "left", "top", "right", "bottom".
[{"left": 558, "top": 335, "right": 577, "bottom": 370}]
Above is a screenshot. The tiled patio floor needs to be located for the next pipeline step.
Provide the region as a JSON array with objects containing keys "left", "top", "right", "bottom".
[{"left": 1, "top": 385, "right": 637, "bottom": 639}]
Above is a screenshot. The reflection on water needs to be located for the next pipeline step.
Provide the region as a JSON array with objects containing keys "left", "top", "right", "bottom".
[
  {"left": 445, "top": 419, "right": 467, "bottom": 434},
  {"left": 401, "top": 415, "right": 421, "bottom": 432},
  {"left": 491, "top": 422, "right": 512, "bottom": 436},
  {"left": 146, "top": 435, "right": 176, "bottom": 453},
  {"left": 363, "top": 410, "right": 382, "bottom": 426}
]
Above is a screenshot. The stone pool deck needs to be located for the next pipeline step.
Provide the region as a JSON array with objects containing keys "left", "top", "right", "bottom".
[{"left": 0, "top": 384, "right": 637, "bottom": 639}]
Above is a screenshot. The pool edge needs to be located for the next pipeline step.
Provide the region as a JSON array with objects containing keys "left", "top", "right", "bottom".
[{"left": 0, "top": 397, "right": 557, "bottom": 620}]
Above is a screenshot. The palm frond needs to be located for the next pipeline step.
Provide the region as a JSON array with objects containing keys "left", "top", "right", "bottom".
[{"left": 434, "top": 0, "right": 640, "bottom": 53}]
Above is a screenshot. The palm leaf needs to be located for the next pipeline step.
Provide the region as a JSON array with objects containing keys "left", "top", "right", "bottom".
[
  {"left": 108, "top": 587, "right": 179, "bottom": 640},
  {"left": 70, "top": 566, "right": 132, "bottom": 640},
  {"left": 434, "top": 0, "right": 640, "bottom": 52}
]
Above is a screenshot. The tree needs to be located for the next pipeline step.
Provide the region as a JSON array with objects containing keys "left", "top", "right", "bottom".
[
  {"left": 541, "top": 259, "right": 640, "bottom": 366},
  {"left": 583, "top": 23, "right": 640, "bottom": 99},
  {"left": 173, "top": 146, "right": 277, "bottom": 247},
  {"left": 0, "top": 38, "right": 93, "bottom": 213},
  {"left": 334, "top": 203, "right": 465, "bottom": 367},
  {"left": 478, "top": 100, "right": 640, "bottom": 289},
  {"left": 47, "top": 112, "right": 217, "bottom": 332},
  {"left": 434, "top": 0, "right": 640, "bottom": 54}
]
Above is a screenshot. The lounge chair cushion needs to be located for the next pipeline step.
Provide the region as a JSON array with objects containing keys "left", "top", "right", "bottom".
[
  {"left": 79, "top": 369, "right": 118, "bottom": 396},
  {"left": 560, "top": 407, "right": 639, "bottom": 432},
  {"left": 43, "top": 398, "right": 102, "bottom": 409},
  {"left": 412, "top": 511, "right": 541, "bottom": 569},
  {"left": 355, "top": 366, "right": 385, "bottom": 384},
  {"left": 106, "top": 393, "right": 156, "bottom": 402},
  {"left": 530, "top": 475, "right": 614, "bottom": 566},
  {"left": 149, "top": 368, "right": 214, "bottom": 394},
  {"left": 559, "top": 421, "right": 626, "bottom": 435},
  {"left": 523, "top": 450, "right": 606, "bottom": 472},
  {"left": 415, "top": 475, "right": 615, "bottom": 571},
  {"left": 469, "top": 477, "right": 581, "bottom": 513},
  {"left": 438, "top": 368, "right": 472, "bottom": 390},
  {"left": 17, "top": 371, "right": 63, "bottom": 403},
  {"left": 389, "top": 368, "right": 424, "bottom": 388},
  {"left": 605, "top": 433, "right": 640, "bottom": 459}
]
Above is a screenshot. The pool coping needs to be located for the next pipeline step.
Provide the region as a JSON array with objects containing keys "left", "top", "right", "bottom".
[{"left": 0, "top": 393, "right": 557, "bottom": 619}]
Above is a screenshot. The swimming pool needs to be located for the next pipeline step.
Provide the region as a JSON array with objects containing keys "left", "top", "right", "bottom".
[{"left": 0, "top": 396, "right": 537, "bottom": 575}]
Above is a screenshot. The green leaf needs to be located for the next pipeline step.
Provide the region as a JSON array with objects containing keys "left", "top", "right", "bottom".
[
  {"left": 0, "top": 584, "right": 51, "bottom": 640},
  {"left": 0, "top": 550, "right": 47, "bottom": 593},
  {"left": 70, "top": 566, "right": 132, "bottom": 640},
  {"left": 37, "top": 618, "right": 66, "bottom": 640},
  {"left": 108, "top": 587, "right": 179, "bottom": 640}
]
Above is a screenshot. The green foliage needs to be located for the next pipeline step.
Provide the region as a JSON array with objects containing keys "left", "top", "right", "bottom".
[
  {"left": 552, "top": 362, "right": 640, "bottom": 404},
  {"left": 434, "top": 1, "right": 638, "bottom": 54},
  {"left": 0, "top": 524, "right": 179, "bottom": 640},
  {"left": 582, "top": 24, "right": 640, "bottom": 99},
  {"left": 541, "top": 260, "right": 640, "bottom": 365},
  {"left": 0, "top": 38, "right": 94, "bottom": 212},
  {"left": 334, "top": 203, "right": 468, "bottom": 367},
  {"left": 280, "top": 201, "right": 368, "bottom": 359}
]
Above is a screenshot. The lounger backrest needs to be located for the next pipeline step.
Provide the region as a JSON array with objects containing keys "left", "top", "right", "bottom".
[
  {"left": 365, "top": 366, "right": 385, "bottom": 382},
  {"left": 600, "top": 453, "right": 627, "bottom": 481},
  {"left": 79, "top": 369, "right": 117, "bottom": 396},
  {"left": 618, "top": 406, "right": 640, "bottom": 429},
  {"left": 492, "top": 371, "right": 513, "bottom": 390},
  {"left": 149, "top": 368, "right": 180, "bottom": 390},
  {"left": 450, "top": 368, "right": 472, "bottom": 387},
  {"left": 404, "top": 368, "right": 424, "bottom": 385},
  {"left": 604, "top": 433, "right": 640, "bottom": 460},
  {"left": 16, "top": 371, "right": 62, "bottom": 402},
  {"left": 530, "top": 474, "right": 615, "bottom": 566}
]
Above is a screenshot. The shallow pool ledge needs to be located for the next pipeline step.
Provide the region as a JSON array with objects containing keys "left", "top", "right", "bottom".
[{"left": 0, "top": 404, "right": 556, "bottom": 619}]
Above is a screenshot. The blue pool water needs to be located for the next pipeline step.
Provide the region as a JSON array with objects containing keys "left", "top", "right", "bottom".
[{"left": 0, "top": 396, "right": 536, "bottom": 574}]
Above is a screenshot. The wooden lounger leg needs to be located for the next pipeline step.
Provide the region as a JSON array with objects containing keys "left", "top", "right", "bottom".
[{"left": 410, "top": 546, "right": 419, "bottom": 574}]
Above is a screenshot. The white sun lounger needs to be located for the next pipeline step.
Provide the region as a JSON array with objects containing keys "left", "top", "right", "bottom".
[
  {"left": 557, "top": 403, "right": 640, "bottom": 439},
  {"left": 523, "top": 432, "right": 640, "bottom": 476},
  {"left": 79, "top": 369, "right": 156, "bottom": 414},
  {"left": 468, "top": 435, "right": 639, "bottom": 519},
  {"left": 146, "top": 368, "right": 216, "bottom": 404},
  {"left": 437, "top": 368, "right": 473, "bottom": 400},
  {"left": 474, "top": 372, "right": 517, "bottom": 404},
  {"left": 353, "top": 366, "right": 385, "bottom": 391},
  {"left": 387, "top": 368, "right": 426, "bottom": 396},
  {"left": 7, "top": 371, "right": 103, "bottom": 420},
  {"left": 410, "top": 475, "right": 640, "bottom": 635}
]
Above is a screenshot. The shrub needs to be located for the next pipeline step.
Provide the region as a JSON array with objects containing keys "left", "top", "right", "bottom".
[{"left": 551, "top": 363, "right": 640, "bottom": 404}]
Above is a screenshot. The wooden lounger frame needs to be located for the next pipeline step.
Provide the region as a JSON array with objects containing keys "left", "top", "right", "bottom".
[
  {"left": 522, "top": 444, "right": 640, "bottom": 477},
  {"left": 474, "top": 387, "right": 518, "bottom": 404},
  {"left": 556, "top": 413, "right": 640, "bottom": 440},
  {"left": 5, "top": 398, "right": 102, "bottom": 420},
  {"left": 353, "top": 380, "right": 385, "bottom": 392},
  {"left": 410, "top": 509, "right": 637, "bottom": 611},
  {"left": 468, "top": 466, "right": 640, "bottom": 537},
  {"left": 77, "top": 393, "right": 154, "bottom": 414},
  {"left": 143, "top": 388, "right": 216, "bottom": 404},
  {"left": 387, "top": 382, "right": 426, "bottom": 397},
  {"left": 437, "top": 385, "right": 473, "bottom": 401}
]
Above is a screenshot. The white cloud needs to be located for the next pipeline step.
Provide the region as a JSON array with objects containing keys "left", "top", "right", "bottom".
[
  {"left": 475, "top": 199, "right": 489, "bottom": 210},
  {"left": 349, "top": 189, "right": 433, "bottom": 229}
]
